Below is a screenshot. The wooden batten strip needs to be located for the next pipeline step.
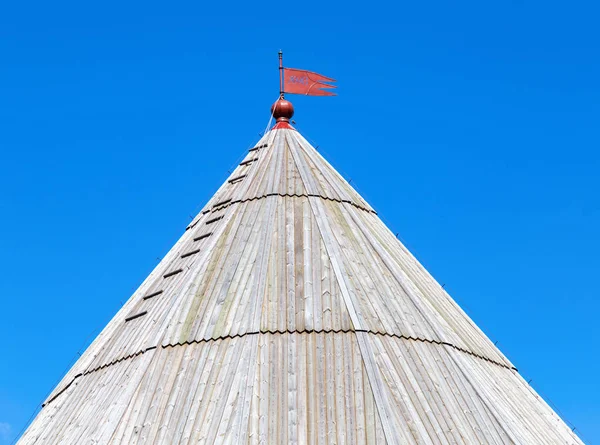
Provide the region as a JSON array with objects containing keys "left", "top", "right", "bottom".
[
  {"left": 194, "top": 232, "right": 213, "bottom": 242},
  {"left": 212, "top": 198, "right": 232, "bottom": 208},
  {"left": 181, "top": 248, "right": 201, "bottom": 259},
  {"left": 249, "top": 143, "right": 267, "bottom": 152},
  {"left": 143, "top": 290, "right": 163, "bottom": 300},
  {"left": 125, "top": 311, "right": 147, "bottom": 322},
  {"left": 205, "top": 215, "right": 224, "bottom": 225},
  {"left": 163, "top": 269, "right": 183, "bottom": 278},
  {"left": 228, "top": 174, "right": 247, "bottom": 184},
  {"left": 239, "top": 158, "right": 258, "bottom": 166}
]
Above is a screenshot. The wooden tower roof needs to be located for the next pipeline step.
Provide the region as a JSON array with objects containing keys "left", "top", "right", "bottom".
[{"left": 19, "top": 103, "right": 583, "bottom": 444}]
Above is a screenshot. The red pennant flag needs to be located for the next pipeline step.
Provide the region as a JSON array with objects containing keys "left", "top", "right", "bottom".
[{"left": 283, "top": 68, "right": 337, "bottom": 96}]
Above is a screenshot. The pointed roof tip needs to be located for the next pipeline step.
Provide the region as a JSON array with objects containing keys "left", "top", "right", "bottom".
[{"left": 271, "top": 98, "right": 295, "bottom": 130}]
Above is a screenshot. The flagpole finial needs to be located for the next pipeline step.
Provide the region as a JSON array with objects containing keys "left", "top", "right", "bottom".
[
  {"left": 270, "top": 98, "right": 294, "bottom": 130},
  {"left": 271, "top": 98, "right": 294, "bottom": 122}
]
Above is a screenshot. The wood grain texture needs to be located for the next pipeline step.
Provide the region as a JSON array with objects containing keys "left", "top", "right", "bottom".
[{"left": 19, "top": 128, "right": 583, "bottom": 444}]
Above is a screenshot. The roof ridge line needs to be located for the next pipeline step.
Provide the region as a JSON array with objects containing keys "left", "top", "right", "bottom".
[
  {"left": 341, "top": 201, "right": 513, "bottom": 366},
  {"left": 290, "top": 130, "right": 374, "bottom": 211},
  {"left": 187, "top": 131, "right": 278, "bottom": 230}
]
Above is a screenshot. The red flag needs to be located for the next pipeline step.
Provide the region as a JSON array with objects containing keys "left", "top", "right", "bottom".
[{"left": 283, "top": 68, "right": 337, "bottom": 96}]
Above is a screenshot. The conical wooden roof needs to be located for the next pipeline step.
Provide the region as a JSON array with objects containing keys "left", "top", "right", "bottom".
[{"left": 19, "top": 114, "right": 583, "bottom": 444}]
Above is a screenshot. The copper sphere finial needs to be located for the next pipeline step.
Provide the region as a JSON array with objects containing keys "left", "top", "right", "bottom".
[{"left": 271, "top": 98, "right": 294, "bottom": 122}]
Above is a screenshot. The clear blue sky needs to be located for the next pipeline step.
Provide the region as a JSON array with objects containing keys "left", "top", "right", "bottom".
[{"left": 1, "top": 1, "right": 598, "bottom": 443}]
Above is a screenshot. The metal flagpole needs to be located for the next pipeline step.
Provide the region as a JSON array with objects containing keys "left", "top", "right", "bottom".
[{"left": 279, "top": 50, "right": 284, "bottom": 98}]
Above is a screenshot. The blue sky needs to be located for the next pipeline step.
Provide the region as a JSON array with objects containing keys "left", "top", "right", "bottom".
[{"left": 1, "top": 1, "right": 599, "bottom": 443}]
